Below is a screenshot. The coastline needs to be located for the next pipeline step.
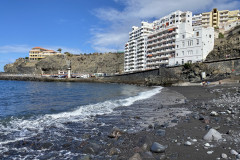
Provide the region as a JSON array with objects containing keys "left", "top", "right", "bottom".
[
  {"left": 81, "top": 83, "right": 240, "bottom": 160},
  {"left": 1, "top": 73, "right": 240, "bottom": 159}
]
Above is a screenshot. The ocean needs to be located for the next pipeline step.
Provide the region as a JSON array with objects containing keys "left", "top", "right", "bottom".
[{"left": 0, "top": 80, "right": 162, "bottom": 159}]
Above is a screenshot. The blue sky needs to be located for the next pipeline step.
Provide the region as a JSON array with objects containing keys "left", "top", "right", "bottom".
[{"left": 0, "top": 0, "right": 239, "bottom": 71}]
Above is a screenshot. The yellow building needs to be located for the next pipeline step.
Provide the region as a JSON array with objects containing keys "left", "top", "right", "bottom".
[
  {"left": 202, "top": 8, "right": 240, "bottom": 28},
  {"left": 29, "top": 47, "right": 61, "bottom": 60}
]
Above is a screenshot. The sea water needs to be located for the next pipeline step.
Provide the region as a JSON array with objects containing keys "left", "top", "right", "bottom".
[{"left": 0, "top": 80, "right": 162, "bottom": 159}]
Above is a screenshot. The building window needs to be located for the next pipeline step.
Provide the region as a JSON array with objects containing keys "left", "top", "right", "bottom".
[
  {"left": 182, "top": 51, "right": 184, "bottom": 55},
  {"left": 197, "top": 39, "right": 199, "bottom": 45},
  {"left": 182, "top": 42, "right": 185, "bottom": 47},
  {"left": 209, "top": 34, "right": 212, "bottom": 38},
  {"left": 182, "top": 35, "right": 185, "bottom": 39},
  {"left": 182, "top": 59, "right": 184, "bottom": 64},
  {"left": 177, "top": 45, "right": 179, "bottom": 48},
  {"left": 196, "top": 32, "right": 199, "bottom": 36}
]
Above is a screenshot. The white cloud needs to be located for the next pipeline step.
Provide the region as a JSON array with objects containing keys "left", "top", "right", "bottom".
[
  {"left": 0, "top": 45, "right": 31, "bottom": 54},
  {"left": 91, "top": 0, "right": 240, "bottom": 52}
]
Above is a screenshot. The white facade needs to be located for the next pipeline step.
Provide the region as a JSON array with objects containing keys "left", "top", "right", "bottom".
[
  {"left": 146, "top": 11, "right": 193, "bottom": 69},
  {"left": 124, "top": 10, "right": 215, "bottom": 72},
  {"left": 219, "top": 20, "right": 240, "bottom": 32},
  {"left": 124, "top": 22, "right": 153, "bottom": 72},
  {"left": 192, "top": 14, "right": 202, "bottom": 26},
  {"left": 170, "top": 25, "right": 214, "bottom": 65}
]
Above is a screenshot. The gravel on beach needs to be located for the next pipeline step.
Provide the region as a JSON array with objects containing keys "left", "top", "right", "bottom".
[{"left": 92, "top": 83, "right": 240, "bottom": 160}]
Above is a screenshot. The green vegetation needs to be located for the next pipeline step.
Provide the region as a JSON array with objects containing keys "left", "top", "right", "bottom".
[
  {"left": 64, "top": 52, "right": 73, "bottom": 57},
  {"left": 218, "top": 32, "right": 224, "bottom": 39},
  {"left": 57, "top": 48, "right": 62, "bottom": 53},
  {"left": 25, "top": 57, "right": 29, "bottom": 59},
  {"left": 183, "top": 63, "right": 192, "bottom": 69}
]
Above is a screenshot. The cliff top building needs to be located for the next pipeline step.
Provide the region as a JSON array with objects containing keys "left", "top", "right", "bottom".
[
  {"left": 29, "top": 47, "right": 61, "bottom": 61},
  {"left": 202, "top": 8, "right": 240, "bottom": 28}
]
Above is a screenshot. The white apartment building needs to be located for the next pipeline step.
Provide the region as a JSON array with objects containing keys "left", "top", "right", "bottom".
[
  {"left": 124, "top": 10, "right": 215, "bottom": 72},
  {"left": 124, "top": 22, "right": 153, "bottom": 72},
  {"left": 192, "top": 14, "right": 202, "bottom": 26},
  {"left": 146, "top": 11, "right": 193, "bottom": 69}
]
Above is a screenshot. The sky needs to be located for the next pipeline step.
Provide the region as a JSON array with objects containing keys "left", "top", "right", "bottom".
[{"left": 0, "top": 0, "right": 240, "bottom": 72}]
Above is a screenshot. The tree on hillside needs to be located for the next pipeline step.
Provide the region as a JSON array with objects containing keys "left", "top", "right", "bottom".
[{"left": 57, "top": 48, "right": 62, "bottom": 53}]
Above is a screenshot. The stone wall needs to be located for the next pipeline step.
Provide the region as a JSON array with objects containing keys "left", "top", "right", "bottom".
[{"left": 101, "top": 58, "right": 240, "bottom": 86}]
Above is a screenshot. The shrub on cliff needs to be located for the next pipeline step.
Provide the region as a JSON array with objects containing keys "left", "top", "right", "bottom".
[
  {"left": 218, "top": 32, "right": 224, "bottom": 39},
  {"left": 183, "top": 63, "right": 192, "bottom": 70}
]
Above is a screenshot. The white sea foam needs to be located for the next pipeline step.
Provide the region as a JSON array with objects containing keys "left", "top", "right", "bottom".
[
  {"left": 50, "top": 86, "right": 162, "bottom": 120},
  {"left": 0, "top": 86, "right": 162, "bottom": 146}
]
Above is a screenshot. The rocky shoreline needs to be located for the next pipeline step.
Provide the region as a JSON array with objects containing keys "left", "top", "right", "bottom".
[
  {"left": 74, "top": 83, "right": 240, "bottom": 160},
  {"left": 0, "top": 77, "right": 239, "bottom": 159}
]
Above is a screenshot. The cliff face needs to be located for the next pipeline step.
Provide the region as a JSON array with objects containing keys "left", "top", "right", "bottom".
[
  {"left": 206, "top": 25, "right": 240, "bottom": 61},
  {"left": 4, "top": 53, "right": 124, "bottom": 74}
]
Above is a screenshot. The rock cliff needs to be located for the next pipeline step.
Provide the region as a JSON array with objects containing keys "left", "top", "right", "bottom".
[
  {"left": 4, "top": 53, "right": 124, "bottom": 74},
  {"left": 206, "top": 25, "right": 240, "bottom": 61}
]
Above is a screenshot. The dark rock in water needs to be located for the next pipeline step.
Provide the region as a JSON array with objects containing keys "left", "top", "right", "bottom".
[
  {"left": 78, "top": 155, "right": 92, "bottom": 160},
  {"left": 129, "top": 153, "right": 142, "bottom": 160},
  {"left": 150, "top": 142, "right": 167, "bottom": 153},
  {"left": 40, "top": 142, "right": 53, "bottom": 149},
  {"left": 81, "top": 143, "right": 101, "bottom": 154},
  {"left": 108, "top": 127, "right": 123, "bottom": 139},
  {"left": 155, "top": 129, "right": 166, "bottom": 136},
  {"left": 82, "top": 133, "right": 91, "bottom": 139},
  {"left": 109, "top": 147, "right": 121, "bottom": 156},
  {"left": 138, "top": 136, "right": 152, "bottom": 150}
]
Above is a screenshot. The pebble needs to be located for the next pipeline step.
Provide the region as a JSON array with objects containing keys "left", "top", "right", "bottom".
[
  {"left": 237, "top": 154, "right": 240, "bottom": 159},
  {"left": 192, "top": 139, "right": 197, "bottom": 142},
  {"left": 221, "top": 153, "right": 227, "bottom": 159},
  {"left": 207, "top": 150, "right": 214, "bottom": 154},
  {"left": 230, "top": 149, "right": 238, "bottom": 155},
  {"left": 150, "top": 142, "right": 167, "bottom": 153},
  {"left": 210, "top": 111, "right": 218, "bottom": 116},
  {"left": 184, "top": 141, "right": 192, "bottom": 146},
  {"left": 155, "top": 129, "right": 166, "bottom": 137},
  {"left": 129, "top": 153, "right": 142, "bottom": 160},
  {"left": 203, "top": 128, "right": 222, "bottom": 141},
  {"left": 204, "top": 143, "right": 210, "bottom": 147}
]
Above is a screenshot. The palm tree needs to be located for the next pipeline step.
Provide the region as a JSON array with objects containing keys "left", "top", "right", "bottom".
[{"left": 57, "top": 48, "right": 62, "bottom": 53}]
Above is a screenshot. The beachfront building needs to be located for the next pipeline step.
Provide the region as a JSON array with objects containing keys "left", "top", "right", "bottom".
[
  {"left": 202, "top": 8, "right": 240, "bottom": 28},
  {"left": 169, "top": 26, "right": 214, "bottom": 65},
  {"left": 124, "top": 10, "right": 215, "bottom": 72},
  {"left": 192, "top": 14, "right": 202, "bottom": 26},
  {"left": 124, "top": 22, "right": 153, "bottom": 72},
  {"left": 29, "top": 47, "right": 61, "bottom": 60},
  {"left": 146, "top": 11, "right": 192, "bottom": 69}
]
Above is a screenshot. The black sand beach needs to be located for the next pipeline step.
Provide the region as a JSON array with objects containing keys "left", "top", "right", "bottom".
[{"left": 82, "top": 83, "right": 240, "bottom": 160}]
